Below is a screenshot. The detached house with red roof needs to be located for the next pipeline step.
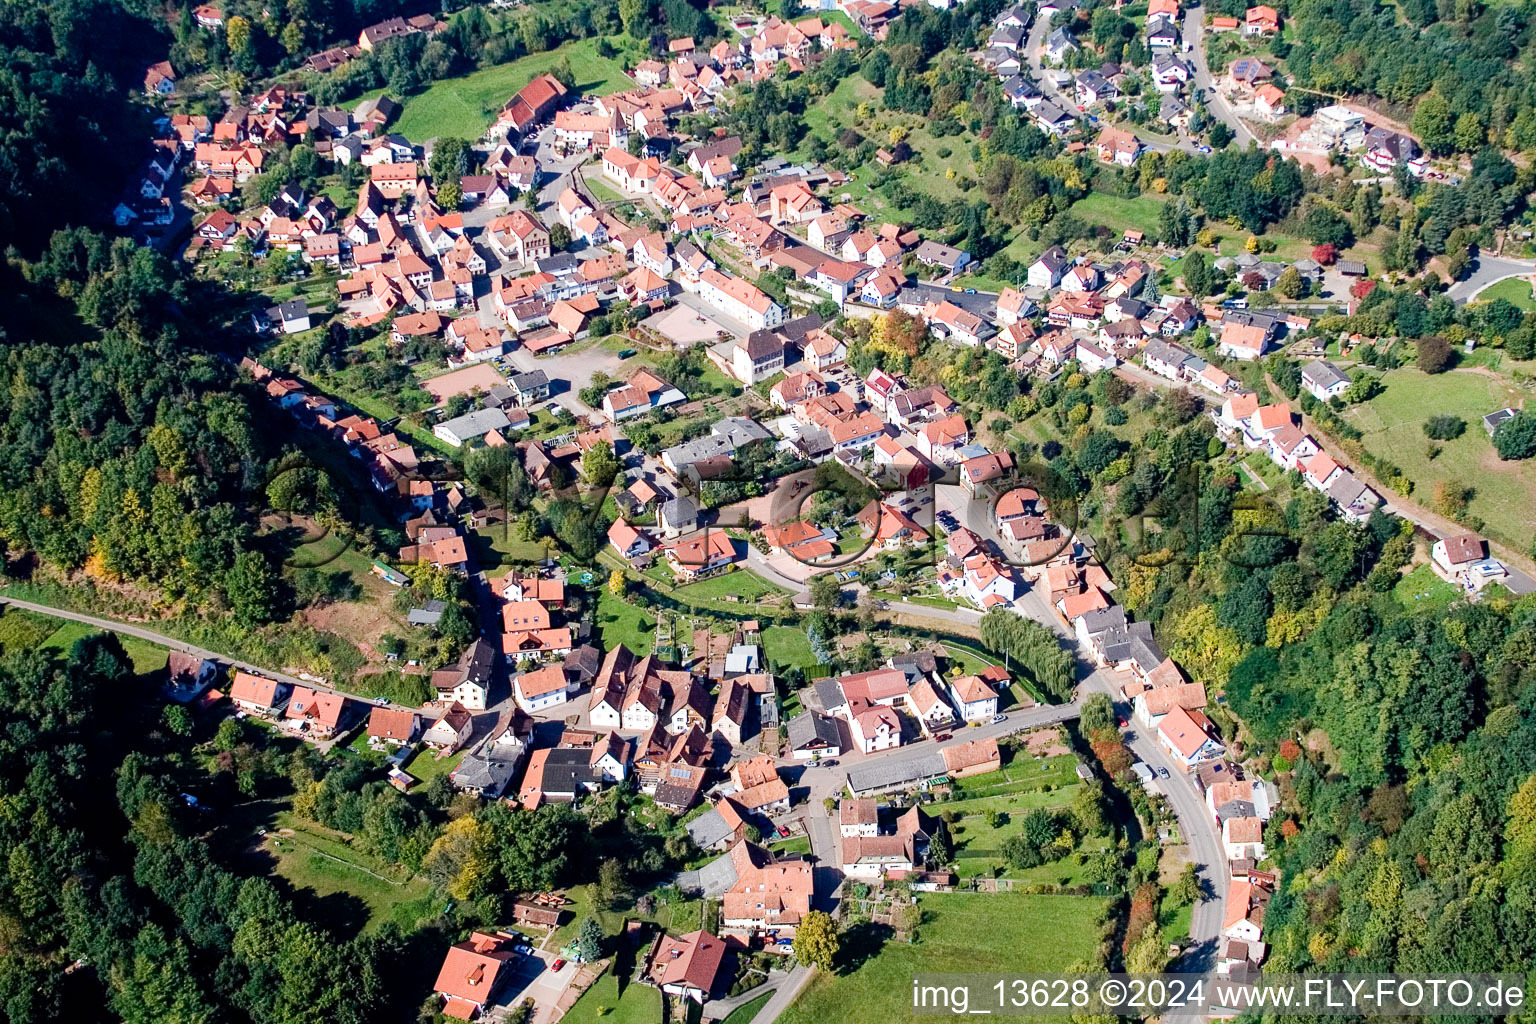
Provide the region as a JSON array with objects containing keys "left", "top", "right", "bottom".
[
  {"left": 367, "top": 707, "right": 420, "bottom": 748},
  {"left": 855, "top": 501, "right": 927, "bottom": 551},
  {"left": 434, "top": 932, "right": 518, "bottom": 1020},
  {"left": 947, "top": 674, "right": 1000, "bottom": 721},
  {"left": 1243, "top": 5, "right": 1279, "bottom": 33},
  {"left": 230, "top": 671, "right": 289, "bottom": 716},
  {"left": 1158, "top": 704, "right": 1225, "bottom": 768},
  {"left": 918, "top": 413, "right": 970, "bottom": 465},
  {"left": 283, "top": 686, "right": 350, "bottom": 739},
  {"left": 645, "top": 930, "right": 728, "bottom": 1003},
  {"left": 664, "top": 531, "right": 739, "bottom": 581}
]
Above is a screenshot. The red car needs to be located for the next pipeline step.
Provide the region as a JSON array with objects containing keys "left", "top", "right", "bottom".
[
  {"left": 551, "top": 959, "right": 566, "bottom": 971},
  {"left": 935, "top": 733, "right": 952, "bottom": 741}
]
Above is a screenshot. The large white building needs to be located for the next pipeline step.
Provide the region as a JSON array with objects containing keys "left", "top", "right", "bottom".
[{"left": 698, "top": 269, "right": 787, "bottom": 331}]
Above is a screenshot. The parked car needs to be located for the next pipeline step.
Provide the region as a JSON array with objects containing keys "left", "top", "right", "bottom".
[
  {"left": 776, "top": 825, "right": 791, "bottom": 837},
  {"left": 1156, "top": 767, "right": 1170, "bottom": 779},
  {"left": 934, "top": 733, "right": 952, "bottom": 742},
  {"left": 990, "top": 714, "right": 1007, "bottom": 724},
  {"left": 552, "top": 959, "right": 566, "bottom": 971},
  {"left": 819, "top": 759, "right": 839, "bottom": 768},
  {"left": 1116, "top": 715, "right": 1128, "bottom": 728}
]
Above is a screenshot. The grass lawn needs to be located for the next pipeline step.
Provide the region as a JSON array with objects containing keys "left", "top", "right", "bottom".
[
  {"left": 379, "top": 39, "right": 635, "bottom": 141},
  {"left": 778, "top": 893, "right": 1107, "bottom": 1024},
  {"left": 470, "top": 525, "right": 556, "bottom": 569},
  {"left": 39, "top": 621, "right": 169, "bottom": 675},
  {"left": 405, "top": 748, "right": 463, "bottom": 785},
  {"left": 940, "top": 643, "right": 1001, "bottom": 678},
  {"left": 580, "top": 169, "right": 627, "bottom": 204},
  {"left": 552, "top": 883, "right": 704, "bottom": 948},
  {"left": 1162, "top": 900, "right": 1194, "bottom": 942},
  {"left": 561, "top": 965, "right": 663, "bottom": 1024},
  {"left": 266, "top": 812, "right": 432, "bottom": 933},
  {"left": 939, "top": 780, "right": 1083, "bottom": 819},
  {"left": 0, "top": 608, "right": 66, "bottom": 654},
  {"left": 1339, "top": 367, "right": 1536, "bottom": 547},
  {"left": 953, "top": 827, "right": 1109, "bottom": 883},
  {"left": 721, "top": 991, "right": 775, "bottom": 1024},
  {"left": 674, "top": 568, "right": 789, "bottom": 604},
  {"left": 764, "top": 625, "right": 826, "bottom": 674},
  {"left": 0, "top": 608, "right": 170, "bottom": 675},
  {"left": 1069, "top": 193, "right": 1169, "bottom": 237},
  {"left": 1392, "top": 563, "right": 1462, "bottom": 612},
  {"left": 595, "top": 588, "right": 658, "bottom": 655},
  {"left": 1473, "top": 275, "right": 1536, "bottom": 309},
  {"left": 769, "top": 834, "right": 812, "bottom": 856}
]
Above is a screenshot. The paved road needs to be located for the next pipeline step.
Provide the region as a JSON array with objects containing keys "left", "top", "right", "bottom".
[
  {"left": 748, "top": 965, "right": 814, "bottom": 1024},
  {"left": 1446, "top": 252, "right": 1536, "bottom": 303},
  {"left": 0, "top": 593, "right": 532, "bottom": 745},
  {"left": 1183, "top": 6, "right": 1257, "bottom": 147},
  {"left": 703, "top": 970, "right": 791, "bottom": 1020},
  {"left": 0, "top": 594, "right": 321, "bottom": 689}
]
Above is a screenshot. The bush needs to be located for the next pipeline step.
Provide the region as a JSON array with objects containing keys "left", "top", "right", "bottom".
[{"left": 1422, "top": 415, "right": 1466, "bottom": 440}]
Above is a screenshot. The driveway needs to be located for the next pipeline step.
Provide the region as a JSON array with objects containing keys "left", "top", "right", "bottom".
[{"left": 494, "top": 949, "right": 581, "bottom": 1024}]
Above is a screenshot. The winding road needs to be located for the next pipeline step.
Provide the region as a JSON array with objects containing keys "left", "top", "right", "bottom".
[
  {"left": 1445, "top": 252, "right": 1536, "bottom": 304},
  {"left": 1182, "top": 6, "right": 1256, "bottom": 148},
  {"left": 739, "top": 570, "right": 1228, "bottom": 1023}
]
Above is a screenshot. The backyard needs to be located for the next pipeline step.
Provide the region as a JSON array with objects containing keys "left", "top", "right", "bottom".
[
  {"left": 762, "top": 625, "right": 824, "bottom": 675},
  {"left": 777, "top": 892, "right": 1107, "bottom": 1024},
  {"left": 1338, "top": 367, "right": 1536, "bottom": 546},
  {"left": 1392, "top": 562, "right": 1462, "bottom": 612},
  {"left": 594, "top": 587, "right": 658, "bottom": 655},
  {"left": 560, "top": 965, "right": 663, "bottom": 1024}
]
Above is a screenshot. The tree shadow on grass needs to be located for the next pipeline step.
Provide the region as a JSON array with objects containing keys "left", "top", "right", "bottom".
[{"left": 834, "top": 921, "right": 894, "bottom": 974}]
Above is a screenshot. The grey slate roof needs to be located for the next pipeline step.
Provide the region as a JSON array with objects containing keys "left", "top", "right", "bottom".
[
  {"left": 407, "top": 600, "right": 446, "bottom": 626},
  {"left": 510, "top": 369, "right": 550, "bottom": 394},
  {"left": 663, "top": 433, "right": 735, "bottom": 469},
  {"left": 659, "top": 495, "right": 698, "bottom": 529},
  {"left": 691, "top": 848, "right": 743, "bottom": 897},
  {"left": 786, "top": 711, "right": 840, "bottom": 751},
  {"left": 686, "top": 807, "right": 734, "bottom": 850},
  {"left": 452, "top": 750, "right": 519, "bottom": 797},
  {"left": 437, "top": 407, "right": 511, "bottom": 441},
  {"left": 846, "top": 750, "right": 948, "bottom": 795},
  {"left": 714, "top": 416, "right": 773, "bottom": 447},
  {"left": 1302, "top": 360, "right": 1350, "bottom": 391},
  {"left": 812, "top": 676, "right": 846, "bottom": 712}
]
